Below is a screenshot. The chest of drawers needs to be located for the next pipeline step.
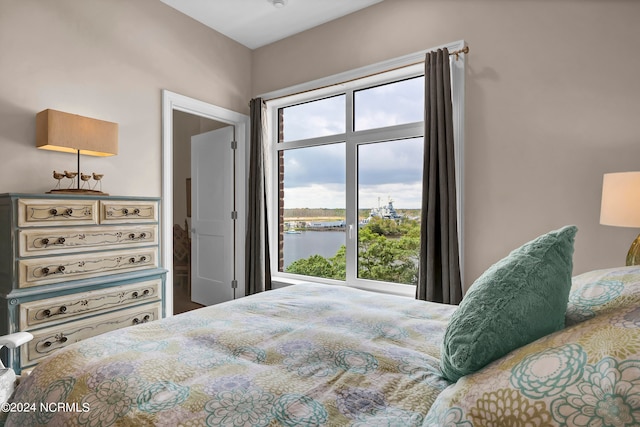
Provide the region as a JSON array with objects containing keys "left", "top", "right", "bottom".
[{"left": 0, "top": 194, "right": 166, "bottom": 373}]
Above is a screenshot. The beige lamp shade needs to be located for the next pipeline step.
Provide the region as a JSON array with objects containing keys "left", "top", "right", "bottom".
[
  {"left": 36, "top": 109, "right": 118, "bottom": 156},
  {"left": 600, "top": 172, "right": 640, "bottom": 227}
]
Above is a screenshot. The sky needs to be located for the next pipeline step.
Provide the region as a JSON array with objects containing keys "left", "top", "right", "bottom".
[{"left": 280, "top": 76, "right": 425, "bottom": 210}]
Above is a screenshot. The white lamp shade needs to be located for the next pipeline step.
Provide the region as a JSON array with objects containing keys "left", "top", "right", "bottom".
[{"left": 600, "top": 172, "right": 640, "bottom": 228}]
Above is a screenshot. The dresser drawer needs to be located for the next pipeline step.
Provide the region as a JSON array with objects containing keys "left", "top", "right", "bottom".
[
  {"left": 17, "top": 199, "right": 98, "bottom": 227},
  {"left": 19, "top": 279, "right": 161, "bottom": 329},
  {"left": 100, "top": 200, "right": 158, "bottom": 223},
  {"left": 18, "top": 224, "right": 158, "bottom": 257},
  {"left": 18, "top": 247, "right": 158, "bottom": 288},
  {"left": 21, "top": 302, "right": 162, "bottom": 367}
]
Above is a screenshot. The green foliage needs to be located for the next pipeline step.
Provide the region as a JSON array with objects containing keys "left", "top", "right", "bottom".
[
  {"left": 358, "top": 221, "right": 419, "bottom": 285},
  {"left": 285, "top": 218, "right": 420, "bottom": 285},
  {"left": 286, "top": 249, "right": 346, "bottom": 280}
]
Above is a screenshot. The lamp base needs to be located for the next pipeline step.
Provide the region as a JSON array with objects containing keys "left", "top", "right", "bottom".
[
  {"left": 47, "top": 189, "right": 109, "bottom": 196},
  {"left": 627, "top": 233, "right": 640, "bottom": 266}
]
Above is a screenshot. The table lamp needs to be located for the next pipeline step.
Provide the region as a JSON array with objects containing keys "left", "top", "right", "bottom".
[
  {"left": 36, "top": 109, "right": 118, "bottom": 194},
  {"left": 600, "top": 171, "right": 640, "bottom": 265}
]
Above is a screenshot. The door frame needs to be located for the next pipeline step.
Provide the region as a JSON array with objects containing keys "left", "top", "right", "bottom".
[{"left": 161, "top": 90, "right": 248, "bottom": 316}]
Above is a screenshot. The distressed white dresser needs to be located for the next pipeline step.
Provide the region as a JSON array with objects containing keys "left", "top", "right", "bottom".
[{"left": 0, "top": 194, "right": 166, "bottom": 373}]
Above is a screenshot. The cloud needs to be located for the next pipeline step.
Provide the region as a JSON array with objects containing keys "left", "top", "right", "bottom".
[
  {"left": 283, "top": 143, "right": 345, "bottom": 187},
  {"left": 354, "top": 76, "right": 423, "bottom": 131},
  {"left": 358, "top": 138, "right": 423, "bottom": 185},
  {"left": 281, "top": 95, "right": 345, "bottom": 141},
  {"left": 282, "top": 138, "right": 424, "bottom": 209},
  {"left": 282, "top": 183, "right": 345, "bottom": 209}
]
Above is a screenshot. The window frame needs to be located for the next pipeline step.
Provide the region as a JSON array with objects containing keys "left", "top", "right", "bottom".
[{"left": 263, "top": 40, "right": 466, "bottom": 297}]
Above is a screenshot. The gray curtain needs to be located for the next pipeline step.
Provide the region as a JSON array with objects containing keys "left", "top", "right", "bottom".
[
  {"left": 416, "top": 48, "right": 462, "bottom": 305},
  {"left": 245, "top": 97, "right": 272, "bottom": 295}
]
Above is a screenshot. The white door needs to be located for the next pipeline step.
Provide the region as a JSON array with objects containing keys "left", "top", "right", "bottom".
[{"left": 190, "top": 126, "right": 236, "bottom": 305}]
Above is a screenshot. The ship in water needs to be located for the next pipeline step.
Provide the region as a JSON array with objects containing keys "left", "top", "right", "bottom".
[{"left": 360, "top": 197, "right": 402, "bottom": 226}]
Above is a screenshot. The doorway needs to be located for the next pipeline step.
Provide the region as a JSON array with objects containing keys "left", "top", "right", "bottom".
[
  {"left": 172, "top": 112, "right": 227, "bottom": 313},
  {"left": 161, "top": 90, "right": 248, "bottom": 316}
]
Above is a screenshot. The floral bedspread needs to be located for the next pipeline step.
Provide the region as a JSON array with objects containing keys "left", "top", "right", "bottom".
[{"left": 5, "top": 283, "right": 455, "bottom": 426}]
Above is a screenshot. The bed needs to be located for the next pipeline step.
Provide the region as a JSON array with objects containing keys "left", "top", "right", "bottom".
[
  {"left": 3, "top": 235, "right": 640, "bottom": 425},
  {"left": 2, "top": 283, "right": 456, "bottom": 426}
]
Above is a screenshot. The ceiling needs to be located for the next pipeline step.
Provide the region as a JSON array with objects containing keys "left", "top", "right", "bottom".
[{"left": 159, "top": 0, "right": 384, "bottom": 49}]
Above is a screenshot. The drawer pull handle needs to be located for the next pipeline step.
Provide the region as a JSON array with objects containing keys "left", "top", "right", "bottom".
[
  {"left": 48, "top": 208, "right": 75, "bottom": 217},
  {"left": 44, "top": 335, "right": 68, "bottom": 347},
  {"left": 133, "top": 314, "right": 152, "bottom": 325},
  {"left": 41, "top": 306, "right": 67, "bottom": 318},
  {"left": 41, "top": 266, "right": 65, "bottom": 276},
  {"left": 120, "top": 208, "right": 141, "bottom": 216},
  {"left": 128, "top": 256, "right": 148, "bottom": 264},
  {"left": 128, "top": 232, "right": 148, "bottom": 240},
  {"left": 132, "top": 289, "right": 150, "bottom": 299},
  {"left": 41, "top": 237, "right": 66, "bottom": 246}
]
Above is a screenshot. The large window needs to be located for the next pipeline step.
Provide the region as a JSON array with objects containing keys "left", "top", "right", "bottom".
[{"left": 266, "top": 43, "right": 465, "bottom": 295}]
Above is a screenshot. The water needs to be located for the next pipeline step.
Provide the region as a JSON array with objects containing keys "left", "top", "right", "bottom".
[{"left": 283, "top": 230, "right": 345, "bottom": 268}]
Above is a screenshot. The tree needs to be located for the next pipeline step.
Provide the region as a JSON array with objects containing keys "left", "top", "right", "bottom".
[
  {"left": 286, "top": 248, "right": 346, "bottom": 280},
  {"left": 358, "top": 222, "right": 419, "bottom": 285}
]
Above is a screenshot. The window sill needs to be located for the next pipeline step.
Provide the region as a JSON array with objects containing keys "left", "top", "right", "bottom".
[{"left": 271, "top": 275, "right": 415, "bottom": 299}]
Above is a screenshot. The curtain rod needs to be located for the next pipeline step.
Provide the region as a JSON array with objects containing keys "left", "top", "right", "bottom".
[
  {"left": 260, "top": 45, "right": 469, "bottom": 103},
  {"left": 450, "top": 46, "right": 469, "bottom": 61}
]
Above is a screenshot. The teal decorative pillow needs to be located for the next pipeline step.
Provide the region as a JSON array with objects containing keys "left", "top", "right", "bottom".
[{"left": 440, "top": 225, "right": 577, "bottom": 382}]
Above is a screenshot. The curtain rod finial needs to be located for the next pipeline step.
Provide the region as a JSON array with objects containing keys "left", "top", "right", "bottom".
[{"left": 451, "top": 46, "right": 469, "bottom": 61}]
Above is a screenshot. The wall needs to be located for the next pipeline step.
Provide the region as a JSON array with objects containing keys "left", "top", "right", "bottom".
[
  {"left": 0, "top": 0, "right": 251, "bottom": 197},
  {"left": 252, "top": 0, "right": 640, "bottom": 287}
]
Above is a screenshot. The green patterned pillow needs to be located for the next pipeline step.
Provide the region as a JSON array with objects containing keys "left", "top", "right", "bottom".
[{"left": 440, "top": 225, "right": 577, "bottom": 382}]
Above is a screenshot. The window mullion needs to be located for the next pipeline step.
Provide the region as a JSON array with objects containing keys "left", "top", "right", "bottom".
[
  {"left": 350, "top": 122, "right": 424, "bottom": 145},
  {"left": 344, "top": 89, "right": 357, "bottom": 283}
]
